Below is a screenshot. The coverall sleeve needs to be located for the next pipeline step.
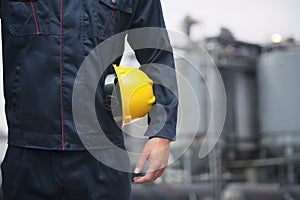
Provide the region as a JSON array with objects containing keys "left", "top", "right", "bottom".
[{"left": 127, "top": 0, "right": 178, "bottom": 141}]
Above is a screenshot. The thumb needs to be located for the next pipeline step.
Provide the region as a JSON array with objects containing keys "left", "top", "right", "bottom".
[{"left": 134, "top": 151, "right": 149, "bottom": 174}]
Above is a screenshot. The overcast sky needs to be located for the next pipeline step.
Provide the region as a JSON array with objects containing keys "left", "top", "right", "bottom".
[{"left": 161, "top": 0, "right": 300, "bottom": 44}]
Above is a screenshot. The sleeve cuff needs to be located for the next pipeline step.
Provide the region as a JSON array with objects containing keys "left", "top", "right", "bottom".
[{"left": 145, "top": 124, "right": 176, "bottom": 141}]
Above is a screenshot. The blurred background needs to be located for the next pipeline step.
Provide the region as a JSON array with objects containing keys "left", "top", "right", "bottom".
[{"left": 1, "top": 0, "right": 300, "bottom": 199}]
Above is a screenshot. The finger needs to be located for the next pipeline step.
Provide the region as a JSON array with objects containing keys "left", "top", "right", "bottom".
[
  {"left": 133, "top": 170, "right": 157, "bottom": 184},
  {"left": 148, "top": 166, "right": 165, "bottom": 180},
  {"left": 134, "top": 166, "right": 165, "bottom": 184},
  {"left": 134, "top": 152, "right": 149, "bottom": 174},
  {"left": 155, "top": 167, "right": 165, "bottom": 178}
]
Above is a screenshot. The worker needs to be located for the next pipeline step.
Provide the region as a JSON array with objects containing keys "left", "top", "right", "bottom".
[{"left": 0, "top": 0, "right": 178, "bottom": 200}]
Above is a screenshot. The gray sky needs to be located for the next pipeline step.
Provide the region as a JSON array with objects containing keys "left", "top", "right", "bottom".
[{"left": 161, "top": 0, "right": 300, "bottom": 44}]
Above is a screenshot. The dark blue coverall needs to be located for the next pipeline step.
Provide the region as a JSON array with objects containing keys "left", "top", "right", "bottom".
[{"left": 0, "top": 0, "right": 178, "bottom": 199}]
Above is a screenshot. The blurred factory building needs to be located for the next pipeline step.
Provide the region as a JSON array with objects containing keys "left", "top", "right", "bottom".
[{"left": 128, "top": 28, "right": 300, "bottom": 200}]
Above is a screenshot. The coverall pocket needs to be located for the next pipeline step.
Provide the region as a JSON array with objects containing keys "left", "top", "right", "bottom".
[
  {"left": 6, "top": 0, "right": 60, "bottom": 37},
  {"left": 94, "top": 0, "right": 133, "bottom": 39}
]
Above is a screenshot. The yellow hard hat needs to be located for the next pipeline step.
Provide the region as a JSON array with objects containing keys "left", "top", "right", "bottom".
[{"left": 104, "top": 65, "right": 156, "bottom": 123}]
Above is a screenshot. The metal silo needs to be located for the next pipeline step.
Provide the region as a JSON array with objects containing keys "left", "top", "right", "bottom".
[
  {"left": 258, "top": 46, "right": 300, "bottom": 185},
  {"left": 258, "top": 46, "right": 300, "bottom": 155}
]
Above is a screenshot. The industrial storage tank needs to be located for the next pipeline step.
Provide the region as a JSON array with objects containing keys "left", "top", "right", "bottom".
[
  {"left": 204, "top": 37, "right": 260, "bottom": 160},
  {"left": 258, "top": 46, "right": 300, "bottom": 156}
]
